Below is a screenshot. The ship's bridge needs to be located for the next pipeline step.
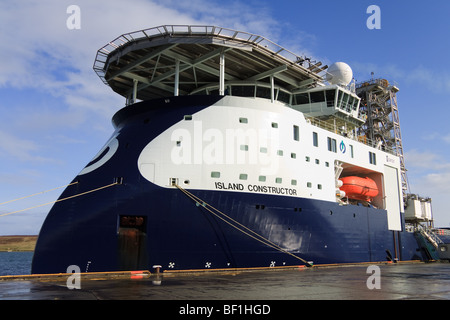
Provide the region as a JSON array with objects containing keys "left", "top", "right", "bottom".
[
  {"left": 292, "top": 84, "right": 365, "bottom": 129},
  {"left": 94, "top": 25, "right": 326, "bottom": 104}
]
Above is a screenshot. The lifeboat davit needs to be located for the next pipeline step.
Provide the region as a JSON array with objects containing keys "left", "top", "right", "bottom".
[{"left": 339, "top": 176, "right": 378, "bottom": 202}]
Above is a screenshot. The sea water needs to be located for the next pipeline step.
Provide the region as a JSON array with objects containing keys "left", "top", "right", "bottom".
[{"left": 0, "top": 252, "right": 33, "bottom": 276}]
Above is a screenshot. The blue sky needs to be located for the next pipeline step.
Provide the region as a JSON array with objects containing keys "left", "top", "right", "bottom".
[{"left": 1, "top": 0, "right": 450, "bottom": 235}]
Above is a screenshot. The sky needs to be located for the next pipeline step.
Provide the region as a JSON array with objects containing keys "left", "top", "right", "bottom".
[{"left": 1, "top": 0, "right": 450, "bottom": 235}]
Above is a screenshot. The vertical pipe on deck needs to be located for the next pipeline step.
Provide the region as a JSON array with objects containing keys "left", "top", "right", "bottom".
[
  {"left": 133, "top": 79, "right": 138, "bottom": 103},
  {"left": 219, "top": 50, "right": 225, "bottom": 96},
  {"left": 174, "top": 59, "right": 180, "bottom": 96},
  {"left": 270, "top": 75, "right": 274, "bottom": 103}
]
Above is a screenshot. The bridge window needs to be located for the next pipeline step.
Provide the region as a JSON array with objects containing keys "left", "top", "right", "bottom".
[
  {"left": 256, "top": 86, "right": 271, "bottom": 99},
  {"left": 295, "top": 93, "right": 309, "bottom": 104},
  {"left": 310, "top": 91, "right": 325, "bottom": 103},
  {"left": 325, "top": 89, "right": 336, "bottom": 107},
  {"left": 232, "top": 85, "right": 255, "bottom": 97},
  {"left": 278, "top": 91, "right": 290, "bottom": 103}
]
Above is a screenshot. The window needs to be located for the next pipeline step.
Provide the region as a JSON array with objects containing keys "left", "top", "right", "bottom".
[
  {"left": 260, "top": 147, "right": 268, "bottom": 153},
  {"left": 278, "top": 91, "right": 290, "bottom": 103},
  {"left": 272, "top": 122, "right": 278, "bottom": 128},
  {"left": 291, "top": 153, "right": 296, "bottom": 159},
  {"left": 325, "top": 162, "right": 330, "bottom": 167},
  {"left": 318, "top": 184, "right": 322, "bottom": 190},
  {"left": 239, "top": 173, "right": 248, "bottom": 180},
  {"left": 313, "top": 132, "right": 318, "bottom": 147},
  {"left": 325, "top": 89, "right": 336, "bottom": 107},
  {"left": 337, "top": 90, "right": 344, "bottom": 109},
  {"left": 240, "top": 145, "right": 249, "bottom": 151},
  {"left": 259, "top": 176, "right": 266, "bottom": 182},
  {"left": 293, "top": 125, "right": 299, "bottom": 141},
  {"left": 348, "top": 96, "right": 354, "bottom": 112},
  {"left": 315, "top": 159, "right": 320, "bottom": 165},
  {"left": 256, "top": 86, "right": 271, "bottom": 99},
  {"left": 369, "top": 152, "right": 377, "bottom": 165},
  {"left": 239, "top": 117, "right": 248, "bottom": 124},
  {"left": 350, "top": 145, "right": 354, "bottom": 158},
  {"left": 295, "top": 93, "right": 309, "bottom": 105},
  {"left": 184, "top": 115, "right": 193, "bottom": 120},
  {"left": 277, "top": 150, "right": 283, "bottom": 156},
  {"left": 275, "top": 177, "right": 282, "bottom": 184},
  {"left": 327, "top": 137, "right": 337, "bottom": 153},
  {"left": 307, "top": 182, "right": 312, "bottom": 188},
  {"left": 305, "top": 156, "right": 310, "bottom": 162},
  {"left": 291, "top": 179, "right": 297, "bottom": 186},
  {"left": 310, "top": 91, "right": 325, "bottom": 103},
  {"left": 342, "top": 93, "right": 349, "bottom": 110},
  {"left": 211, "top": 171, "right": 220, "bottom": 178},
  {"left": 232, "top": 85, "right": 255, "bottom": 97}
]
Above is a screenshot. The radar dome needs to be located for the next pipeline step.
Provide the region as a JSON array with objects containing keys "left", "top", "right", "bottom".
[{"left": 326, "top": 62, "right": 353, "bottom": 85}]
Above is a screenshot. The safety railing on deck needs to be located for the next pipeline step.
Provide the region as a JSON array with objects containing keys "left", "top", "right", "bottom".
[
  {"left": 416, "top": 224, "right": 443, "bottom": 248},
  {"left": 93, "top": 25, "right": 323, "bottom": 85},
  {"left": 306, "top": 117, "right": 396, "bottom": 155}
]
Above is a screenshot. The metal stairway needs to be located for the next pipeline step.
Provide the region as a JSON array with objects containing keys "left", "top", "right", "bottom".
[{"left": 414, "top": 225, "right": 443, "bottom": 261}]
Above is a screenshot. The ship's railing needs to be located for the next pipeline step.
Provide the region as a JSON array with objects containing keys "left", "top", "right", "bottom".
[
  {"left": 356, "top": 78, "right": 399, "bottom": 90},
  {"left": 306, "top": 117, "right": 396, "bottom": 155},
  {"left": 93, "top": 25, "right": 322, "bottom": 83},
  {"left": 433, "top": 228, "right": 450, "bottom": 236},
  {"left": 416, "top": 224, "right": 443, "bottom": 248}
]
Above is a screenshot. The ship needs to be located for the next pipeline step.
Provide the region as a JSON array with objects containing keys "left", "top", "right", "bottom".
[{"left": 31, "top": 25, "right": 431, "bottom": 274}]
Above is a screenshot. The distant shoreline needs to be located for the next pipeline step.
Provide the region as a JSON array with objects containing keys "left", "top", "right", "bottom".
[{"left": 0, "top": 235, "right": 37, "bottom": 252}]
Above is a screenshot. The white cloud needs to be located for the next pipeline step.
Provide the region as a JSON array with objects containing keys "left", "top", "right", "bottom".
[
  {"left": 352, "top": 61, "right": 450, "bottom": 94},
  {"left": 0, "top": 0, "right": 321, "bottom": 235},
  {"left": 0, "top": 130, "right": 55, "bottom": 163}
]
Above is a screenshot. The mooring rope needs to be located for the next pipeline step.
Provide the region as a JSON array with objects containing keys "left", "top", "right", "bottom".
[
  {"left": 0, "top": 181, "right": 79, "bottom": 206},
  {"left": 0, "top": 182, "right": 119, "bottom": 218},
  {"left": 174, "top": 184, "right": 312, "bottom": 267}
]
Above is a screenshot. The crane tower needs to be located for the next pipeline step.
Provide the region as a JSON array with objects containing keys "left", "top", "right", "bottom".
[{"left": 355, "top": 78, "right": 408, "bottom": 202}]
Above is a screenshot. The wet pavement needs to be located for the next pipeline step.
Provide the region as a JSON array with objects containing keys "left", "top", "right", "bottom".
[{"left": 1, "top": 262, "right": 450, "bottom": 300}]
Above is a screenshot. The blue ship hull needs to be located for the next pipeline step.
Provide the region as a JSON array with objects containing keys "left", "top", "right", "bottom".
[{"left": 31, "top": 96, "right": 425, "bottom": 274}]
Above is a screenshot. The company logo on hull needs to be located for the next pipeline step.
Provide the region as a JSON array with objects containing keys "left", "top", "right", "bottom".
[{"left": 79, "top": 132, "right": 120, "bottom": 175}]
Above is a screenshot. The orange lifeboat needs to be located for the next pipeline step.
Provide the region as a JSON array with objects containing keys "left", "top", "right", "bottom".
[{"left": 339, "top": 176, "right": 378, "bottom": 202}]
